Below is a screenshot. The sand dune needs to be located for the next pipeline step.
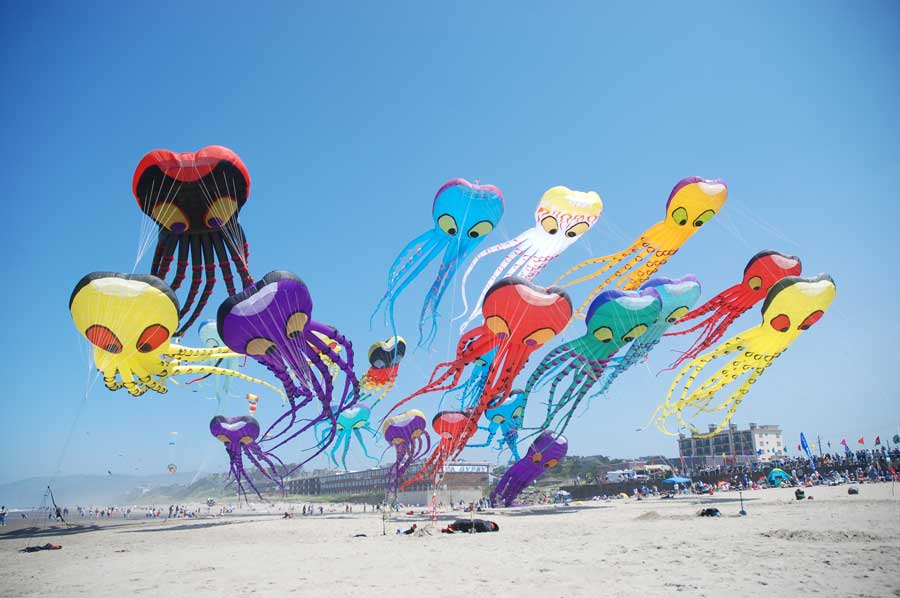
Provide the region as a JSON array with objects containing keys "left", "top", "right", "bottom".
[{"left": 1, "top": 484, "right": 898, "bottom": 597}]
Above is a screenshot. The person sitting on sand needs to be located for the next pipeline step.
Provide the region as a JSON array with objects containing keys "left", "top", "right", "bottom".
[
  {"left": 401, "top": 523, "right": 417, "bottom": 535},
  {"left": 441, "top": 519, "right": 499, "bottom": 533}
]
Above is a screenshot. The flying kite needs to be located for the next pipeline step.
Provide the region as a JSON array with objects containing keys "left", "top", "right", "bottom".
[
  {"left": 210, "top": 415, "right": 285, "bottom": 500},
  {"left": 491, "top": 431, "right": 567, "bottom": 507}
]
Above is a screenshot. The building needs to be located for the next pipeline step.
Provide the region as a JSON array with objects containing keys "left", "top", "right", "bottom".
[
  {"left": 678, "top": 422, "right": 784, "bottom": 466},
  {"left": 285, "top": 461, "right": 491, "bottom": 505}
]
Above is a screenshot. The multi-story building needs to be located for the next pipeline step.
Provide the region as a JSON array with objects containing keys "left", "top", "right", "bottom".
[
  {"left": 677, "top": 422, "right": 784, "bottom": 466},
  {"left": 285, "top": 461, "right": 491, "bottom": 505}
]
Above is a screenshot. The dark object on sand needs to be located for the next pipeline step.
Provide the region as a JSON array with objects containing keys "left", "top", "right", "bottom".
[
  {"left": 848, "top": 486, "right": 859, "bottom": 495},
  {"left": 353, "top": 534, "right": 367, "bottom": 538},
  {"left": 20, "top": 543, "right": 62, "bottom": 553},
  {"left": 698, "top": 508, "right": 721, "bottom": 517},
  {"left": 441, "top": 519, "right": 499, "bottom": 533},
  {"left": 795, "top": 488, "right": 805, "bottom": 500}
]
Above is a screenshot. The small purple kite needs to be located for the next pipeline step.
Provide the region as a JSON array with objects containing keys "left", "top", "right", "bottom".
[
  {"left": 381, "top": 409, "right": 431, "bottom": 498},
  {"left": 490, "top": 431, "right": 568, "bottom": 507},
  {"left": 210, "top": 415, "right": 286, "bottom": 500}
]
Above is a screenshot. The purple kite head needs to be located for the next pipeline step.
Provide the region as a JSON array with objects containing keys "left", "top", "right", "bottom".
[
  {"left": 381, "top": 409, "right": 431, "bottom": 497},
  {"left": 210, "top": 415, "right": 261, "bottom": 446}
]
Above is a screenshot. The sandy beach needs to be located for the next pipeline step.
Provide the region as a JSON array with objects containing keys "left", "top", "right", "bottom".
[{"left": 2, "top": 484, "right": 897, "bottom": 597}]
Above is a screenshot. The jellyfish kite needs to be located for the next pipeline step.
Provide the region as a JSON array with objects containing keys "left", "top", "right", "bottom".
[
  {"left": 133, "top": 146, "right": 254, "bottom": 335},
  {"left": 467, "top": 390, "right": 526, "bottom": 461},
  {"left": 69, "top": 272, "right": 283, "bottom": 398},
  {"left": 402, "top": 411, "right": 471, "bottom": 489},
  {"left": 382, "top": 409, "right": 431, "bottom": 497},
  {"left": 524, "top": 287, "right": 662, "bottom": 435},
  {"left": 490, "top": 431, "right": 567, "bottom": 507},
  {"left": 554, "top": 177, "right": 727, "bottom": 317},
  {"left": 457, "top": 186, "right": 603, "bottom": 331},
  {"left": 594, "top": 275, "right": 702, "bottom": 397},
  {"left": 359, "top": 336, "right": 407, "bottom": 404},
  {"left": 388, "top": 277, "right": 572, "bottom": 486},
  {"left": 314, "top": 404, "right": 379, "bottom": 471},
  {"left": 371, "top": 179, "right": 504, "bottom": 347},
  {"left": 665, "top": 250, "right": 801, "bottom": 370},
  {"left": 217, "top": 270, "right": 359, "bottom": 463},
  {"left": 210, "top": 415, "right": 286, "bottom": 500},
  {"left": 653, "top": 274, "right": 836, "bottom": 438}
]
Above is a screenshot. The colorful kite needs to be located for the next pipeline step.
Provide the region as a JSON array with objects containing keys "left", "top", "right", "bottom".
[
  {"left": 457, "top": 186, "right": 602, "bottom": 331},
  {"left": 210, "top": 415, "right": 285, "bottom": 500},
  {"left": 218, "top": 271, "right": 359, "bottom": 463},
  {"left": 69, "top": 272, "right": 282, "bottom": 397},
  {"left": 359, "top": 336, "right": 407, "bottom": 404},
  {"left": 524, "top": 287, "right": 662, "bottom": 435},
  {"left": 594, "top": 275, "right": 702, "bottom": 396},
  {"left": 371, "top": 179, "right": 504, "bottom": 346},
  {"left": 554, "top": 177, "right": 727, "bottom": 316},
  {"left": 315, "top": 404, "right": 379, "bottom": 471},
  {"left": 653, "top": 274, "right": 836, "bottom": 437},
  {"left": 491, "top": 431, "right": 567, "bottom": 507},
  {"left": 467, "top": 390, "right": 526, "bottom": 461},
  {"left": 382, "top": 409, "right": 431, "bottom": 497},
  {"left": 665, "top": 250, "right": 801, "bottom": 370},
  {"left": 134, "top": 146, "right": 253, "bottom": 334}
]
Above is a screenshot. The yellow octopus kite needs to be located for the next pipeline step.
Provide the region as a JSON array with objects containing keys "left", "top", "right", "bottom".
[
  {"left": 554, "top": 176, "right": 727, "bottom": 317},
  {"left": 652, "top": 274, "right": 836, "bottom": 438},
  {"left": 70, "top": 272, "right": 283, "bottom": 398}
]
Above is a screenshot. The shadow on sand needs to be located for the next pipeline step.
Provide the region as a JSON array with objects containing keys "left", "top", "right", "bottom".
[{"left": 0, "top": 523, "right": 132, "bottom": 539}]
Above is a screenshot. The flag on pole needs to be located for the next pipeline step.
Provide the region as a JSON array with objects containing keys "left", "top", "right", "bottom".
[
  {"left": 875, "top": 436, "right": 881, "bottom": 445},
  {"left": 840, "top": 439, "right": 847, "bottom": 446},
  {"left": 857, "top": 437, "right": 865, "bottom": 445}
]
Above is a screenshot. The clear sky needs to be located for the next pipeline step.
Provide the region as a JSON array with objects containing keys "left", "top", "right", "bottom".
[{"left": 2, "top": 1, "right": 898, "bottom": 484}]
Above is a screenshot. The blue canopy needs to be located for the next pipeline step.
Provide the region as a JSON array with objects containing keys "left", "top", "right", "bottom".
[{"left": 663, "top": 476, "right": 692, "bottom": 484}]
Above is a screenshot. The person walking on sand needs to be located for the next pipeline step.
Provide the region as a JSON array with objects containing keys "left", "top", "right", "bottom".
[{"left": 0, "top": 505, "right": 7, "bottom": 526}]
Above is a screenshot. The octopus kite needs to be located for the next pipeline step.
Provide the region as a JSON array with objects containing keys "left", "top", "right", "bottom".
[
  {"left": 217, "top": 270, "right": 359, "bottom": 463},
  {"left": 653, "top": 274, "right": 835, "bottom": 438},
  {"left": 457, "top": 186, "right": 603, "bottom": 331},
  {"left": 359, "top": 336, "right": 407, "bottom": 404},
  {"left": 491, "top": 431, "right": 567, "bottom": 507},
  {"left": 524, "top": 287, "right": 662, "bottom": 435},
  {"left": 315, "top": 403, "right": 379, "bottom": 471},
  {"left": 371, "top": 178, "right": 504, "bottom": 347},
  {"left": 665, "top": 250, "right": 801, "bottom": 370},
  {"left": 594, "top": 275, "right": 702, "bottom": 397},
  {"left": 388, "top": 277, "right": 572, "bottom": 486},
  {"left": 210, "top": 415, "right": 286, "bottom": 500},
  {"left": 554, "top": 176, "right": 727, "bottom": 316},
  {"left": 402, "top": 411, "right": 471, "bottom": 490},
  {"left": 133, "top": 146, "right": 254, "bottom": 335},
  {"left": 69, "top": 272, "right": 281, "bottom": 397},
  {"left": 468, "top": 390, "right": 526, "bottom": 462},
  {"left": 382, "top": 409, "right": 431, "bottom": 497}
]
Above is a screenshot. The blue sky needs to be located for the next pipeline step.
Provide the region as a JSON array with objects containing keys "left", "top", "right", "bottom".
[{"left": 1, "top": 1, "right": 898, "bottom": 484}]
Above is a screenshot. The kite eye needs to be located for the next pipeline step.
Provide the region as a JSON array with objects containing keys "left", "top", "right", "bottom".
[
  {"left": 486, "top": 316, "right": 510, "bottom": 339},
  {"left": 512, "top": 407, "right": 524, "bottom": 419},
  {"left": 666, "top": 306, "right": 690, "bottom": 323},
  {"left": 692, "top": 209, "right": 716, "bottom": 228},
  {"left": 239, "top": 435, "right": 254, "bottom": 445},
  {"left": 622, "top": 324, "right": 649, "bottom": 342},
  {"left": 747, "top": 276, "right": 763, "bottom": 291},
  {"left": 593, "top": 326, "right": 613, "bottom": 343},
  {"left": 85, "top": 325, "right": 123, "bottom": 354},
  {"left": 336, "top": 423, "right": 345, "bottom": 431},
  {"left": 541, "top": 216, "right": 559, "bottom": 234},
  {"left": 524, "top": 328, "right": 556, "bottom": 347},
  {"left": 491, "top": 415, "right": 506, "bottom": 424},
  {"left": 285, "top": 312, "right": 309, "bottom": 339},
  {"left": 565, "top": 222, "right": 590, "bottom": 238},
  {"left": 544, "top": 458, "right": 559, "bottom": 468},
  {"left": 150, "top": 202, "right": 190, "bottom": 233},
  {"left": 467, "top": 220, "right": 494, "bottom": 239},
  {"left": 671, "top": 206, "right": 688, "bottom": 226},
  {"left": 769, "top": 314, "right": 791, "bottom": 332},
  {"left": 137, "top": 324, "right": 169, "bottom": 353},
  {"left": 437, "top": 214, "right": 458, "bottom": 236},
  {"left": 216, "top": 434, "right": 231, "bottom": 444},
  {"left": 352, "top": 420, "right": 368, "bottom": 429},
  {"left": 392, "top": 437, "right": 406, "bottom": 445},
  {"left": 798, "top": 310, "right": 824, "bottom": 330},
  {"left": 246, "top": 337, "right": 277, "bottom": 356},
  {"left": 204, "top": 196, "right": 238, "bottom": 229},
  {"left": 532, "top": 452, "right": 543, "bottom": 463}
]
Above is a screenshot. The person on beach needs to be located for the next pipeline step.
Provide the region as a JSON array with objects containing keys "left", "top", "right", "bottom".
[{"left": 0, "top": 506, "right": 6, "bottom": 526}]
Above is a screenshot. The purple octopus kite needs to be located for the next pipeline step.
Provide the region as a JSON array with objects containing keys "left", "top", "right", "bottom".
[
  {"left": 491, "top": 431, "right": 568, "bottom": 507},
  {"left": 209, "top": 415, "right": 286, "bottom": 500},
  {"left": 217, "top": 271, "right": 359, "bottom": 466},
  {"left": 381, "top": 409, "right": 431, "bottom": 498}
]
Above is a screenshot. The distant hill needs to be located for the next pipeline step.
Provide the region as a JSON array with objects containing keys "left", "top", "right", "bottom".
[{"left": 0, "top": 472, "right": 205, "bottom": 509}]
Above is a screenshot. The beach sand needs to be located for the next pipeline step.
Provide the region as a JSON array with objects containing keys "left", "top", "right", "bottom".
[{"left": 2, "top": 484, "right": 898, "bottom": 597}]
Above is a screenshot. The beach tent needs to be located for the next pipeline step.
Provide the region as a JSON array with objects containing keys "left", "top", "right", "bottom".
[
  {"left": 767, "top": 468, "right": 791, "bottom": 486},
  {"left": 662, "top": 476, "right": 691, "bottom": 485}
]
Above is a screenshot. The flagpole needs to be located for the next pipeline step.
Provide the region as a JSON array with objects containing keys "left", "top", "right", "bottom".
[{"left": 817, "top": 435, "right": 823, "bottom": 458}]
